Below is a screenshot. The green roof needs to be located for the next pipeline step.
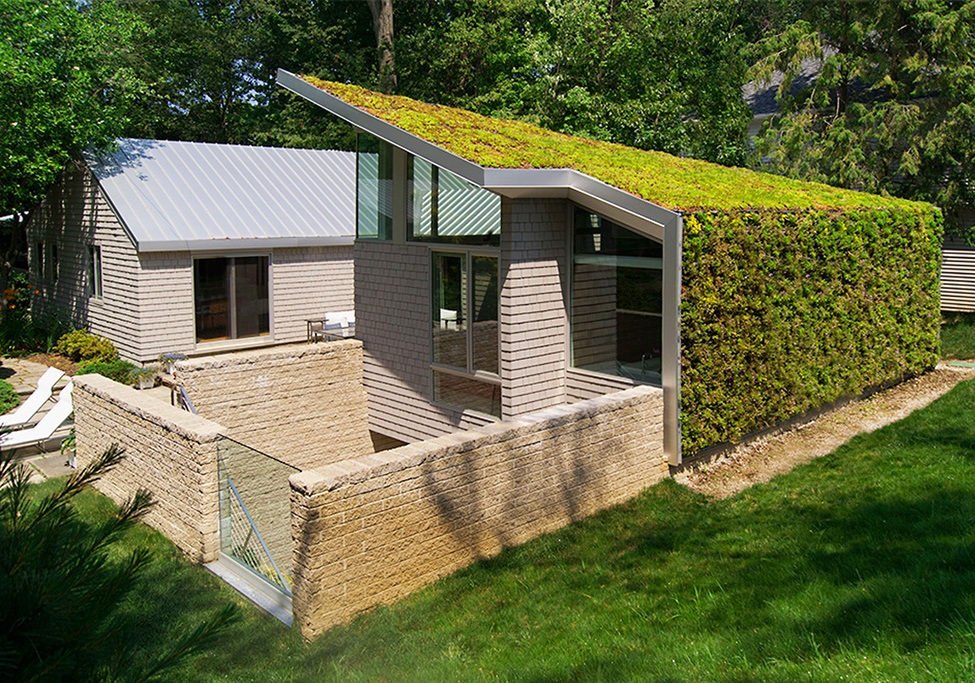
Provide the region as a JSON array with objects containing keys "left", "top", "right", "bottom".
[{"left": 303, "top": 76, "right": 933, "bottom": 214}]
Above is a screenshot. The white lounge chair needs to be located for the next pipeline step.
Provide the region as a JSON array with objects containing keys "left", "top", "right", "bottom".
[
  {"left": 0, "top": 367, "right": 65, "bottom": 429},
  {"left": 0, "top": 382, "right": 73, "bottom": 452}
]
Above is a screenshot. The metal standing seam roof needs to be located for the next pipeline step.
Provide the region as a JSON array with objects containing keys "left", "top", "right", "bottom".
[{"left": 84, "top": 138, "right": 356, "bottom": 253}]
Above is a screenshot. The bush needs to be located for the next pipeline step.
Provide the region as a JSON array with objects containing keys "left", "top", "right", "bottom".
[
  {"left": 55, "top": 330, "right": 118, "bottom": 363},
  {"left": 76, "top": 359, "right": 138, "bottom": 385},
  {"left": 0, "top": 379, "right": 19, "bottom": 415}
]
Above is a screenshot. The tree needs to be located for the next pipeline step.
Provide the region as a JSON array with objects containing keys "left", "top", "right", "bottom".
[
  {"left": 394, "top": 0, "right": 755, "bottom": 166},
  {"left": 750, "top": 0, "right": 975, "bottom": 239},
  {"left": 366, "top": 0, "right": 396, "bottom": 91},
  {"left": 0, "top": 0, "right": 141, "bottom": 302},
  {"left": 0, "top": 444, "right": 237, "bottom": 682}
]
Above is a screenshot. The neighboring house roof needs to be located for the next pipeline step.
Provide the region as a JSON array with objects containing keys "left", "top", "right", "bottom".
[
  {"left": 279, "top": 71, "right": 928, "bottom": 221},
  {"left": 84, "top": 138, "right": 356, "bottom": 252}
]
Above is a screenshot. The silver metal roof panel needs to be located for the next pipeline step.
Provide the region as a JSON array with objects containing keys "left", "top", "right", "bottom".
[{"left": 85, "top": 139, "right": 356, "bottom": 252}]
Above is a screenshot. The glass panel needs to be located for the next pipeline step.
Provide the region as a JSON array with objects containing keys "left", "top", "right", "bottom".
[
  {"left": 356, "top": 133, "right": 393, "bottom": 240},
  {"left": 433, "top": 371, "right": 501, "bottom": 417},
  {"left": 88, "top": 245, "right": 102, "bottom": 297},
  {"left": 233, "top": 256, "right": 269, "bottom": 338},
  {"left": 432, "top": 253, "right": 467, "bottom": 369},
  {"left": 218, "top": 436, "right": 298, "bottom": 595},
  {"left": 572, "top": 208, "right": 663, "bottom": 384},
  {"left": 471, "top": 256, "right": 498, "bottom": 375},
  {"left": 409, "top": 156, "right": 501, "bottom": 246},
  {"left": 195, "top": 258, "right": 230, "bottom": 341}
]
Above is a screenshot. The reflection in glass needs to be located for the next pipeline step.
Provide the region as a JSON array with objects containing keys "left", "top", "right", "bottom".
[
  {"left": 194, "top": 257, "right": 269, "bottom": 343},
  {"left": 409, "top": 156, "right": 500, "bottom": 246},
  {"left": 432, "top": 253, "right": 467, "bottom": 369},
  {"left": 572, "top": 208, "right": 663, "bottom": 384},
  {"left": 356, "top": 133, "right": 393, "bottom": 240},
  {"left": 433, "top": 371, "right": 501, "bottom": 418},
  {"left": 471, "top": 256, "right": 498, "bottom": 375}
]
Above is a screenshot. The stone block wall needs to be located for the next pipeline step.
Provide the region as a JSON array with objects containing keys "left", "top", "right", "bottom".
[
  {"left": 72, "top": 374, "right": 227, "bottom": 562},
  {"left": 290, "top": 385, "right": 666, "bottom": 639},
  {"left": 177, "top": 341, "right": 372, "bottom": 470}
]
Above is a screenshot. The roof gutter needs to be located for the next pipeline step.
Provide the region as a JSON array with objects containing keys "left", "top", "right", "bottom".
[{"left": 135, "top": 235, "right": 355, "bottom": 253}]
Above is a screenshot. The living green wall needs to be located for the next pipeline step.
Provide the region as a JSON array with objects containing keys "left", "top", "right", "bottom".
[{"left": 680, "top": 207, "right": 942, "bottom": 456}]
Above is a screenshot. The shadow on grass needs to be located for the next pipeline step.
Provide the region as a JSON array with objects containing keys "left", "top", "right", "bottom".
[{"left": 92, "top": 379, "right": 975, "bottom": 681}]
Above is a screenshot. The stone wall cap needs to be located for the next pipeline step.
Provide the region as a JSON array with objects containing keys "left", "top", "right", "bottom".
[
  {"left": 177, "top": 340, "right": 362, "bottom": 372},
  {"left": 294, "top": 386, "right": 664, "bottom": 496},
  {"left": 73, "top": 374, "right": 228, "bottom": 441}
]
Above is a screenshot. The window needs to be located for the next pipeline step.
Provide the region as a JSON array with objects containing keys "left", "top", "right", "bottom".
[
  {"left": 571, "top": 207, "right": 663, "bottom": 384},
  {"left": 356, "top": 133, "right": 394, "bottom": 240},
  {"left": 193, "top": 256, "right": 269, "bottom": 343},
  {"left": 88, "top": 245, "right": 102, "bottom": 298},
  {"left": 409, "top": 157, "right": 501, "bottom": 246},
  {"left": 432, "top": 251, "right": 500, "bottom": 416}
]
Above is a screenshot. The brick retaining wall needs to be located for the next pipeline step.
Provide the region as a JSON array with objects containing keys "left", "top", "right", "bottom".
[
  {"left": 177, "top": 342, "right": 373, "bottom": 469},
  {"left": 73, "top": 374, "right": 226, "bottom": 562},
  {"left": 289, "top": 385, "right": 666, "bottom": 639}
]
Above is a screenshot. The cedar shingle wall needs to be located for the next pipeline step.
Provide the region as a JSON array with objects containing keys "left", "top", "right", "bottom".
[{"left": 500, "top": 198, "right": 569, "bottom": 416}]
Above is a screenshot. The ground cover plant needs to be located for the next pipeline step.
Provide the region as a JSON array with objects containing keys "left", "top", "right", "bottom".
[
  {"left": 942, "top": 313, "right": 975, "bottom": 360},
  {"left": 0, "top": 379, "right": 19, "bottom": 415},
  {"left": 47, "top": 377, "right": 975, "bottom": 681}
]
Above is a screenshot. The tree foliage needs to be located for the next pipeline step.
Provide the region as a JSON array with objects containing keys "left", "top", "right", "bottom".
[
  {"left": 751, "top": 0, "right": 975, "bottom": 237},
  {"left": 0, "top": 0, "right": 139, "bottom": 217}
]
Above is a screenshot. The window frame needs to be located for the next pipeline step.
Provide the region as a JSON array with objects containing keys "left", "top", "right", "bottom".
[
  {"left": 430, "top": 246, "right": 501, "bottom": 417},
  {"left": 568, "top": 205, "right": 664, "bottom": 386},
  {"left": 87, "top": 245, "right": 103, "bottom": 298},
  {"left": 191, "top": 253, "right": 272, "bottom": 345}
]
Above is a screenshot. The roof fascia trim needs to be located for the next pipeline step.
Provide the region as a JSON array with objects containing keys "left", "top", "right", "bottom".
[
  {"left": 277, "top": 70, "right": 486, "bottom": 185},
  {"left": 484, "top": 168, "right": 678, "bottom": 238},
  {"left": 135, "top": 235, "right": 355, "bottom": 253},
  {"left": 277, "top": 69, "right": 681, "bottom": 236}
]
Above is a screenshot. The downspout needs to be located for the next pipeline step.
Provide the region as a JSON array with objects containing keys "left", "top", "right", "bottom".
[{"left": 662, "top": 213, "right": 683, "bottom": 466}]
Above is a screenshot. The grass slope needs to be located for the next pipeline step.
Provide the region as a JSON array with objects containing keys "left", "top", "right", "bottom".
[
  {"left": 72, "top": 378, "right": 975, "bottom": 681},
  {"left": 304, "top": 77, "right": 935, "bottom": 215}
]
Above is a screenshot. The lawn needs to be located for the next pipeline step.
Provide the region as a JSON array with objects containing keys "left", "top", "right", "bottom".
[
  {"left": 942, "top": 313, "right": 975, "bottom": 360},
  {"left": 67, "top": 377, "right": 975, "bottom": 682}
]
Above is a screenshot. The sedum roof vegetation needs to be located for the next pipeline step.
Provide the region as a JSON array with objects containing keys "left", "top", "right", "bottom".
[{"left": 303, "top": 76, "right": 935, "bottom": 214}]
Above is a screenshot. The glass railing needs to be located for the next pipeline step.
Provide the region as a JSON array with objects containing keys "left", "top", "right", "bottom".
[{"left": 217, "top": 436, "right": 298, "bottom": 596}]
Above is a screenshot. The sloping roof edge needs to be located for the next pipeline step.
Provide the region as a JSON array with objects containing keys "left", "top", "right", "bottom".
[{"left": 278, "top": 69, "right": 680, "bottom": 236}]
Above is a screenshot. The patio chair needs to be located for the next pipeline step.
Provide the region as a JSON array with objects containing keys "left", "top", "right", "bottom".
[
  {"left": 0, "top": 382, "right": 73, "bottom": 453},
  {"left": 0, "top": 367, "right": 65, "bottom": 429}
]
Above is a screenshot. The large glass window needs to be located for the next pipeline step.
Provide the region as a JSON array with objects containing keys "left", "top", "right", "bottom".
[
  {"left": 571, "top": 208, "right": 663, "bottom": 384},
  {"left": 432, "top": 251, "right": 500, "bottom": 416},
  {"left": 356, "top": 133, "right": 394, "bottom": 240},
  {"left": 409, "top": 157, "right": 500, "bottom": 246},
  {"left": 194, "top": 256, "right": 269, "bottom": 343}
]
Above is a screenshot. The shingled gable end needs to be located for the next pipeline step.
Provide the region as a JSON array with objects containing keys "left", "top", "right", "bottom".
[{"left": 28, "top": 139, "right": 357, "bottom": 363}]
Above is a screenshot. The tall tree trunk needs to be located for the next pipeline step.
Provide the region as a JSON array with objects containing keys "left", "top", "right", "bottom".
[{"left": 366, "top": 0, "right": 396, "bottom": 92}]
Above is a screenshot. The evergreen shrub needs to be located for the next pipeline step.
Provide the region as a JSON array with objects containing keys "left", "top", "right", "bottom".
[
  {"left": 54, "top": 329, "right": 118, "bottom": 363},
  {"left": 680, "top": 207, "right": 943, "bottom": 455}
]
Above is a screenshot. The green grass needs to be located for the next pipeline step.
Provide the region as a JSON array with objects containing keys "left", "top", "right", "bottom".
[
  {"left": 68, "top": 378, "right": 975, "bottom": 681},
  {"left": 942, "top": 313, "right": 975, "bottom": 360}
]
